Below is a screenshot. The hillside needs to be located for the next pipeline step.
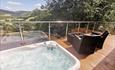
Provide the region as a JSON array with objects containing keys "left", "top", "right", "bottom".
[{"left": 0, "top": 9, "right": 30, "bottom": 17}]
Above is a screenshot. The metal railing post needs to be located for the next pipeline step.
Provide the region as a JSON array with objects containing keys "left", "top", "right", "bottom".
[
  {"left": 19, "top": 23, "right": 24, "bottom": 42},
  {"left": 65, "top": 22, "right": 69, "bottom": 38},
  {"left": 93, "top": 22, "right": 96, "bottom": 32},
  {"left": 86, "top": 22, "right": 89, "bottom": 33},
  {"left": 0, "top": 25, "right": 3, "bottom": 45},
  {"left": 48, "top": 22, "right": 51, "bottom": 40},
  {"left": 78, "top": 23, "right": 80, "bottom": 32}
]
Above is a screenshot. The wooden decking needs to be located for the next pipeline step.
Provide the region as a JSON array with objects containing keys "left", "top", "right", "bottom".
[
  {"left": 54, "top": 35, "right": 115, "bottom": 70},
  {"left": 0, "top": 33, "right": 115, "bottom": 70},
  {"left": 93, "top": 48, "right": 115, "bottom": 70}
]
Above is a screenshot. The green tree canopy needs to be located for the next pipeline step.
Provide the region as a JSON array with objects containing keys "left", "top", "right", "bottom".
[{"left": 45, "top": 0, "right": 113, "bottom": 21}]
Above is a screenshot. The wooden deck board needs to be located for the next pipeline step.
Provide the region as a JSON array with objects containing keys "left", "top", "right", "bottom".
[
  {"left": 54, "top": 35, "right": 115, "bottom": 70},
  {"left": 93, "top": 48, "right": 115, "bottom": 70}
]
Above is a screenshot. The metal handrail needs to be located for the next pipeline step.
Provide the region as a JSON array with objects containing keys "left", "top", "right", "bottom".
[
  {"left": 0, "top": 21, "right": 100, "bottom": 42},
  {"left": 0, "top": 21, "right": 114, "bottom": 42},
  {"left": 1, "top": 20, "right": 115, "bottom": 23},
  {"left": 11, "top": 21, "right": 98, "bottom": 24},
  {"left": 0, "top": 21, "right": 114, "bottom": 47}
]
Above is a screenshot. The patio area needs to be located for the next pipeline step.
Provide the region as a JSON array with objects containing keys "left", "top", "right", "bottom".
[
  {"left": 0, "top": 0, "right": 115, "bottom": 69},
  {"left": 54, "top": 35, "right": 115, "bottom": 70},
  {"left": 0, "top": 21, "right": 115, "bottom": 70}
]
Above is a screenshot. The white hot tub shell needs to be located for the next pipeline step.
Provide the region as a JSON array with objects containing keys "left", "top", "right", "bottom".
[{"left": 0, "top": 41, "right": 80, "bottom": 70}]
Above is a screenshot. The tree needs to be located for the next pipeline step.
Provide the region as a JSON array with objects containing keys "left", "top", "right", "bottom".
[
  {"left": 46, "top": 0, "right": 113, "bottom": 21},
  {"left": 28, "top": 9, "right": 51, "bottom": 21}
]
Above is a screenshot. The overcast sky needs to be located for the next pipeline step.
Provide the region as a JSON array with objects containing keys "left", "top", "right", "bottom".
[{"left": 0, "top": 0, "right": 46, "bottom": 11}]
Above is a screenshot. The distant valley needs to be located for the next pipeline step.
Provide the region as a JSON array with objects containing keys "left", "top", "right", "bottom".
[{"left": 0, "top": 9, "right": 31, "bottom": 17}]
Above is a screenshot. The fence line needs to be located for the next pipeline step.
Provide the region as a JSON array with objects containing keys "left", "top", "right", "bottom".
[
  {"left": 0, "top": 21, "right": 99, "bottom": 24},
  {"left": 0, "top": 21, "right": 115, "bottom": 41}
]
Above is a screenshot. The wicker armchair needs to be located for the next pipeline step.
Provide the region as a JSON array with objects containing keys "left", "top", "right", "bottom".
[
  {"left": 67, "top": 31, "right": 109, "bottom": 54},
  {"left": 72, "top": 35, "right": 99, "bottom": 54},
  {"left": 67, "top": 33, "right": 75, "bottom": 44},
  {"left": 93, "top": 31, "right": 109, "bottom": 49},
  {"left": 67, "top": 32, "right": 83, "bottom": 44}
]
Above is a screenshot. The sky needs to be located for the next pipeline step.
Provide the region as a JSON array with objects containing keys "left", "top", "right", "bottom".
[{"left": 0, "top": 0, "right": 46, "bottom": 11}]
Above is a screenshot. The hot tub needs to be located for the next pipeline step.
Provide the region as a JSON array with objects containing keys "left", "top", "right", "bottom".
[
  {"left": 0, "top": 41, "right": 80, "bottom": 70},
  {"left": 0, "top": 31, "right": 48, "bottom": 50}
]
